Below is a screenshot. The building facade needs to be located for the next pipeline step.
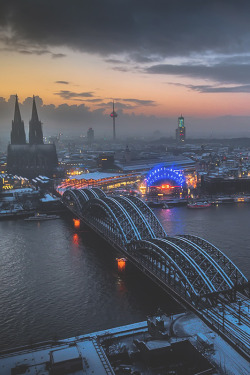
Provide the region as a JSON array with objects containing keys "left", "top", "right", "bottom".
[{"left": 7, "top": 96, "right": 58, "bottom": 178}]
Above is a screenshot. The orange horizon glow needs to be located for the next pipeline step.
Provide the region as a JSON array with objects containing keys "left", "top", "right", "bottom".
[{"left": 1, "top": 48, "right": 250, "bottom": 119}]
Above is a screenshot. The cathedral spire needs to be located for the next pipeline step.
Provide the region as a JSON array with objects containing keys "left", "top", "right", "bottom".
[
  {"left": 14, "top": 95, "right": 22, "bottom": 124},
  {"left": 11, "top": 95, "right": 26, "bottom": 144},
  {"left": 31, "top": 95, "right": 39, "bottom": 123},
  {"left": 29, "top": 96, "right": 43, "bottom": 144}
]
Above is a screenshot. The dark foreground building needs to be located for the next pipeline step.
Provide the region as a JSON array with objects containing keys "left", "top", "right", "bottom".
[{"left": 7, "top": 96, "right": 58, "bottom": 178}]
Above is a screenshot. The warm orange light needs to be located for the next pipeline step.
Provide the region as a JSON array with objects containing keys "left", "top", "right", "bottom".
[
  {"left": 73, "top": 219, "right": 81, "bottom": 229},
  {"left": 73, "top": 233, "right": 79, "bottom": 245},
  {"left": 117, "top": 258, "right": 126, "bottom": 271},
  {"left": 237, "top": 198, "right": 244, "bottom": 202}
]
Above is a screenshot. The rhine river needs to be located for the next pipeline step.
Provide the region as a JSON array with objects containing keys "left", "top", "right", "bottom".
[{"left": 0, "top": 204, "right": 249, "bottom": 351}]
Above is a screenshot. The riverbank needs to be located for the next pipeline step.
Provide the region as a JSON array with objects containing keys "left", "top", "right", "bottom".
[{"left": 0, "top": 312, "right": 249, "bottom": 375}]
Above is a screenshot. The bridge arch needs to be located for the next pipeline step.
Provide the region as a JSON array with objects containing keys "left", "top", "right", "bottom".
[
  {"left": 84, "top": 197, "right": 141, "bottom": 245},
  {"left": 81, "top": 188, "right": 99, "bottom": 200},
  {"left": 63, "top": 189, "right": 83, "bottom": 213},
  {"left": 74, "top": 189, "right": 89, "bottom": 206},
  {"left": 125, "top": 196, "right": 167, "bottom": 238},
  {"left": 178, "top": 235, "right": 248, "bottom": 286},
  {"left": 112, "top": 196, "right": 155, "bottom": 239},
  {"left": 168, "top": 236, "right": 233, "bottom": 291},
  {"left": 153, "top": 238, "right": 216, "bottom": 295},
  {"left": 90, "top": 187, "right": 107, "bottom": 199},
  {"left": 84, "top": 198, "right": 128, "bottom": 245}
]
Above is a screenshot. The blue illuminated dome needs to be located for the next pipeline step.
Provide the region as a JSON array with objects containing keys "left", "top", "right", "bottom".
[{"left": 146, "top": 165, "right": 186, "bottom": 187}]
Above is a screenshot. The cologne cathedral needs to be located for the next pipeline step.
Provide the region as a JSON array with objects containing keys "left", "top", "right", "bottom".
[{"left": 7, "top": 96, "right": 58, "bottom": 178}]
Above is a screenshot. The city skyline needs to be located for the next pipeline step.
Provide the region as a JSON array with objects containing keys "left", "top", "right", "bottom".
[{"left": 1, "top": 1, "right": 250, "bottom": 138}]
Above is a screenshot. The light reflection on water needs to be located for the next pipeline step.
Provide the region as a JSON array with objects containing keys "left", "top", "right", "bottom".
[{"left": 0, "top": 215, "right": 181, "bottom": 350}]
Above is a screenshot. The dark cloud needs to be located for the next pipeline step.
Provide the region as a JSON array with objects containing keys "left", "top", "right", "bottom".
[
  {"left": 1, "top": 0, "right": 250, "bottom": 61},
  {"left": 18, "top": 50, "right": 32, "bottom": 55},
  {"left": 84, "top": 98, "right": 103, "bottom": 102},
  {"left": 55, "top": 81, "right": 69, "bottom": 85},
  {"left": 16, "top": 48, "right": 50, "bottom": 55},
  {"left": 0, "top": 39, "right": 64, "bottom": 57},
  {"left": 96, "top": 101, "right": 135, "bottom": 110},
  {"left": 54, "top": 90, "right": 94, "bottom": 99},
  {"left": 121, "top": 98, "right": 156, "bottom": 106},
  {"left": 175, "top": 83, "right": 250, "bottom": 93},
  {"left": 51, "top": 53, "right": 66, "bottom": 58},
  {"left": 105, "top": 58, "right": 125, "bottom": 64},
  {"left": 97, "top": 98, "right": 156, "bottom": 109},
  {"left": 112, "top": 67, "right": 130, "bottom": 72},
  {"left": 146, "top": 63, "right": 250, "bottom": 84},
  {"left": 129, "top": 53, "right": 161, "bottom": 63}
]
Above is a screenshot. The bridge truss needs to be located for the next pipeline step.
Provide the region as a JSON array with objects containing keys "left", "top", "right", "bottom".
[{"left": 62, "top": 188, "right": 249, "bottom": 308}]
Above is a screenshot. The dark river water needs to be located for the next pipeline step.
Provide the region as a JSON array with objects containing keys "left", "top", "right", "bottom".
[{"left": 0, "top": 204, "right": 249, "bottom": 351}]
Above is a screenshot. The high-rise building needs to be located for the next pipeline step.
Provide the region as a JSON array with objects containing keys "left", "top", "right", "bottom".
[
  {"left": 87, "top": 127, "right": 94, "bottom": 146},
  {"left": 29, "top": 96, "right": 44, "bottom": 144},
  {"left": 176, "top": 115, "right": 186, "bottom": 143},
  {"left": 10, "top": 95, "right": 26, "bottom": 145}
]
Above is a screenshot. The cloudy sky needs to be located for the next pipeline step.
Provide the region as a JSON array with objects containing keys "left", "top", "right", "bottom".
[{"left": 1, "top": 0, "right": 250, "bottom": 140}]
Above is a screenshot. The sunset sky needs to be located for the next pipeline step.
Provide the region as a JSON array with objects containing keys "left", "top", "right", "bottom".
[{"left": 1, "top": 1, "right": 250, "bottom": 140}]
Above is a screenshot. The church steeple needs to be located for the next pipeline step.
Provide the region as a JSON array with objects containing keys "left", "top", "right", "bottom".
[
  {"left": 11, "top": 95, "right": 26, "bottom": 144},
  {"left": 31, "top": 95, "right": 39, "bottom": 123},
  {"left": 14, "top": 95, "right": 22, "bottom": 124},
  {"left": 29, "top": 96, "right": 43, "bottom": 144}
]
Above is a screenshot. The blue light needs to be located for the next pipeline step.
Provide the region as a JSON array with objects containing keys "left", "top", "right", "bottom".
[{"left": 146, "top": 165, "right": 186, "bottom": 187}]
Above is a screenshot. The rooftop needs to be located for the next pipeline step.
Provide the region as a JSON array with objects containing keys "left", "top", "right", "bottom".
[{"left": 0, "top": 312, "right": 249, "bottom": 375}]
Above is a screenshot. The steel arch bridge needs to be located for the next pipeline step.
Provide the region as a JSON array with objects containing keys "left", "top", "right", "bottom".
[{"left": 62, "top": 188, "right": 249, "bottom": 307}]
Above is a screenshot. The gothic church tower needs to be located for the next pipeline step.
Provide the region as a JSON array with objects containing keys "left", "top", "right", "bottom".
[
  {"left": 29, "top": 96, "right": 44, "bottom": 144},
  {"left": 11, "top": 95, "right": 26, "bottom": 144}
]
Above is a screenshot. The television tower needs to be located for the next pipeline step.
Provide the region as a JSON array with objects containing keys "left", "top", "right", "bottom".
[{"left": 110, "top": 100, "right": 118, "bottom": 140}]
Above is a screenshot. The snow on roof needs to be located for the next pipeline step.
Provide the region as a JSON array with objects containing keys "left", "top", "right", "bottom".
[
  {"left": 51, "top": 346, "right": 80, "bottom": 363},
  {"left": 40, "top": 194, "right": 58, "bottom": 202},
  {"left": 38, "top": 175, "right": 50, "bottom": 180}
]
